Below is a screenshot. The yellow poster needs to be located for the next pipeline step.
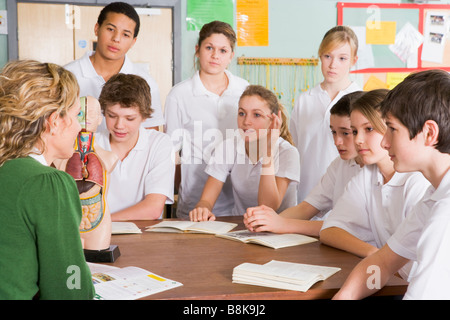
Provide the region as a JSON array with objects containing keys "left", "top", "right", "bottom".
[
  {"left": 236, "top": 0, "right": 269, "bottom": 46},
  {"left": 366, "top": 21, "right": 397, "bottom": 45},
  {"left": 363, "top": 75, "right": 389, "bottom": 91},
  {"left": 386, "top": 73, "right": 410, "bottom": 89}
]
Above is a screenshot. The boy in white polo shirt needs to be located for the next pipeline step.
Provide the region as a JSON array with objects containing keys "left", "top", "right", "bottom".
[
  {"left": 96, "top": 73, "right": 174, "bottom": 220},
  {"left": 65, "top": 2, "right": 164, "bottom": 130},
  {"left": 319, "top": 89, "right": 430, "bottom": 281},
  {"left": 333, "top": 69, "right": 450, "bottom": 300}
]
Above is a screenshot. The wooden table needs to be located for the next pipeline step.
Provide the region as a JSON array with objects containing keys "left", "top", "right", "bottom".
[{"left": 107, "top": 216, "right": 408, "bottom": 300}]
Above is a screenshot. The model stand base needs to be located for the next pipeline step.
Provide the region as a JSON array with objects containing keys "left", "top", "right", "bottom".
[{"left": 84, "top": 245, "right": 121, "bottom": 263}]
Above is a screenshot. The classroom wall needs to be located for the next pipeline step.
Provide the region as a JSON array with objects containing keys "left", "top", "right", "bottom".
[
  {"left": 179, "top": 0, "right": 450, "bottom": 110},
  {"left": 179, "top": 0, "right": 450, "bottom": 82},
  {"left": 180, "top": 0, "right": 343, "bottom": 80},
  {"left": 2, "top": 0, "right": 450, "bottom": 82}
]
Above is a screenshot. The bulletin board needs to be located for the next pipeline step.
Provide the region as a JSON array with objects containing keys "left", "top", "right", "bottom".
[{"left": 337, "top": 2, "right": 450, "bottom": 74}]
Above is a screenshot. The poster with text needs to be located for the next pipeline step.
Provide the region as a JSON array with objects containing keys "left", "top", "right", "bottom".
[{"left": 236, "top": 0, "right": 269, "bottom": 46}]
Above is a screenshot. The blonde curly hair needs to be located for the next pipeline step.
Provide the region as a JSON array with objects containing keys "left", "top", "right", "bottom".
[{"left": 0, "top": 60, "right": 79, "bottom": 166}]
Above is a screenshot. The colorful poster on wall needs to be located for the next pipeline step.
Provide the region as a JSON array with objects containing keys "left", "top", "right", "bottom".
[
  {"left": 236, "top": 0, "right": 269, "bottom": 46},
  {"left": 186, "top": 0, "right": 234, "bottom": 31},
  {"left": 366, "top": 21, "right": 397, "bottom": 45},
  {"left": 386, "top": 72, "right": 410, "bottom": 89},
  {"left": 388, "top": 22, "right": 423, "bottom": 68}
]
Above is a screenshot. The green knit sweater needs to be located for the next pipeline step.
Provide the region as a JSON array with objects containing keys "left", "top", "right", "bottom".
[{"left": 0, "top": 157, "right": 95, "bottom": 299}]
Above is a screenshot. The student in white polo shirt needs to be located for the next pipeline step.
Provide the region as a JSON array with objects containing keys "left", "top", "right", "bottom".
[
  {"left": 243, "top": 91, "right": 364, "bottom": 237},
  {"left": 164, "top": 21, "right": 249, "bottom": 220},
  {"left": 96, "top": 73, "right": 174, "bottom": 220},
  {"left": 290, "top": 26, "right": 361, "bottom": 204},
  {"left": 333, "top": 69, "right": 450, "bottom": 300},
  {"left": 320, "top": 89, "right": 430, "bottom": 280},
  {"left": 64, "top": 2, "right": 164, "bottom": 130},
  {"left": 189, "top": 85, "right": 299, "bottom": 222}
]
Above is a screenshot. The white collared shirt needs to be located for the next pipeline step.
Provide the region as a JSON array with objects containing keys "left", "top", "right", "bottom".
[
  {"left": 28, "top": 152, "right": 48, "bottom": 166},
  {"left": 322, "top": 166, "right": 430, "bottom": 248},
  {"left": 205, "top": 136, "right": 300, "bottom": 216},
  {"left": 95, "top": 127, "right": 175, "bottom": 217},
  {"left": 164, "top": 70, "right": 249, "bottom": 219},
  {"left": 388, "top": 170, "right": 450, "bottom": 299},
  {"left": 64, "top": 51, "right": 164, "bottom": 129},
  {"left": 304, "top": 156, "right": 362, "bottom": 220},
  {"left": 290, "top": 82, "right": 361, "bottom": 203}
]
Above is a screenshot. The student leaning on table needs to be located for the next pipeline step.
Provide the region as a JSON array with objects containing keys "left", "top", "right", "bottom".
[
  {"left": 95, "top": 73, "right": 174, "bottom": 220},
  {"left": 189, "top": 85, "right": 299, "bottom": 222},
  {"left": 319, "top": 89, "right": 430, "bottom": 280},
  {"left": 164, "top": 20, "right": 249, "bottom": 220},
  {"left": 244, "top": 90, "right": 364, "bottom": 237},
  {"left": 334, "top": 69, "right": 450, "bottom": 300},
  {"left": 290, "top": 25, "right": 361, "bottom": 205},
  {"left": 0, "top": 60, "right": 94, "bottom": 300}
]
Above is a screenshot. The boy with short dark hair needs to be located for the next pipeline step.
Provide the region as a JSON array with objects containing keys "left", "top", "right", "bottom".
[
  {"left": 96, "top": 1, "right": 140, "bottom": 38},
  {"left": 333, "top": 69, "right": 450, "bottom": 300},
  {"left": 65, "top": 2, "right": 164, "bottom": 130}
]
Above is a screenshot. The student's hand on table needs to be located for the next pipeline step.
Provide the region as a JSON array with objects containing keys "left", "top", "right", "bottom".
[
  {"left": 189, "top": 207, "right": 216, "bottom": 221},
  {"left": 244, "top": 205, "right": 284, "bottom": 233}
]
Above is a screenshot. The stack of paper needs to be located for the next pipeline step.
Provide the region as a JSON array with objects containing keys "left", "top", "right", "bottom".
[{"left": 232, "top": 260, "right": 341, "bottom": 292}]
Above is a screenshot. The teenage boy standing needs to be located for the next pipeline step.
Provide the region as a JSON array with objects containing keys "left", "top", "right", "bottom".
[{"left": 65, "top": 2, "right": 164, "bottom": 130}]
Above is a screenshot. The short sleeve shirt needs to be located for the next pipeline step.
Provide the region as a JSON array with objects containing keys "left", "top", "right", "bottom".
[
  {"left": 95, "top": 127, "right": 175, "bottom": 217},
  {"left": 388, "top": 170, "right": 450, "bottom": 299},
  {"left": 64, "top": 51, "right": 164, "bottom": 129},
  {"left": 290, "top": 82, "right": 361, "bottom": 203},
  {"left": 164, "top": 70, "right": 249, "bottom": 219},
  {"left": 205, "top": 136, "right": 300, "bottom": 216},
  {"left": 304, "top": 156, "right": 362, "bottom": 220},
  {"left": 322, "top": 166, "right": 430, "bottom": 248}
]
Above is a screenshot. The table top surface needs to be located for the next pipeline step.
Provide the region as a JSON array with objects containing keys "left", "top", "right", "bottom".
[{"left": 106, "top": 216, "right": 408, "bottom": 300}]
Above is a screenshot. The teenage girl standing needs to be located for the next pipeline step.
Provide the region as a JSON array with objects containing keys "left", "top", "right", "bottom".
[
  {"left": 164, "top": 21, "right": 249, "bottom": 219},
  {"left": 290, "top": 26, "right": 361, "bottom": 204}
]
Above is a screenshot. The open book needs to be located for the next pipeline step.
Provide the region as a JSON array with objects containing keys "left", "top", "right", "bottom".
[
  {"left": 88, "top": 263, "right": 182, "bottom": 300},
  {"left": 145, "top": 220, "right": 237, "bottom": 235},
  {"left": 232, "top": 260, "right": 341, "bottom": 292},
  {"left": 111, "top": 222, "right": 142, "bottom": 234},
  {"left": 216, "top": 230, "right": 317, "bottom": 249}
]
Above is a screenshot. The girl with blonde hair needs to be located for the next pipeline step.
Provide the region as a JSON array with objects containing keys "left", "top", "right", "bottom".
[
  {"left": 0, "top": 60, "right": 94, "bottom": 299},
  {"left": 290, "top": 25, "right": 361, "bottom": 206}
]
